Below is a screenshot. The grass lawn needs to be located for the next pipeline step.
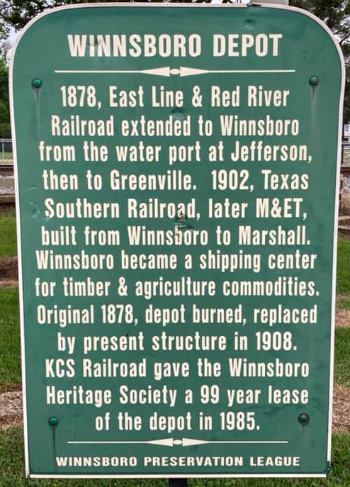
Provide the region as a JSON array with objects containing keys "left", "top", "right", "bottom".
[
  {"left": 0, "top": 288, "right": 20, "bottom": 390},
  {"left": 0, "top": 428, "right": 349, "bottom": 486},
  {"left": 0, "top": 209, "right": 16, "bottom": 257},
  {"left": 0, "top": 155, "right": 13, "bottom": 164},
  {"left": 336, "top": 295, "right": 350, "bottom": 309},
  {"left": 337, "top": 237, "right": 350, "bottom": 295},
  {"left": 335, "top": 327, "right": 350, "bottom": 387}
]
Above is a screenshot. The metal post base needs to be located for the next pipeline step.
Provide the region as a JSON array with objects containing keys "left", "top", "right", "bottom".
[{"left": 169, "top": 479, "right": 188, "bottom": 487}]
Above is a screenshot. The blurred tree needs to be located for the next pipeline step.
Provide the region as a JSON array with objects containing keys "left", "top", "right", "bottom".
[
  {"left": 0, "top": 1, "right": 81, "bottom": 32},
  {"left": 0, "top": 58, "right": 10, "bottom": 137},
  {"left": 290, "top": 0, "right": 350, "bottom": 121}
]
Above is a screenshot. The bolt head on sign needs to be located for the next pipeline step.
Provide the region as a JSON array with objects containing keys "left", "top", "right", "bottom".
[{"left": 10, "top": 3, "right": 344, "bottom": 480}]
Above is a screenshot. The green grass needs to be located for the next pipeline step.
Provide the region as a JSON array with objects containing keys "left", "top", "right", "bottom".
[
  {"left": 0, "top": 428, "right": 349, "bottom": 486},
  {"left": 0, "top": 209, "right": 16, "bottom": 257},
  {"left": 0, "top": 288, "right": 20, "bottom": 390},
  {"left": 336, "top": 295, "right": 350, "bottom": 310},
  {"left": 337, "top": 238, "right": 350, "bottom": 294},
  {"left": 343, "top": 149, "right": 350, "bottom": 164},
  {"left": 0, "top": 153, "right": 13, "bottom": 163},
  {"left": 335, "top": 328, "right": 350, "bottom": 387}
]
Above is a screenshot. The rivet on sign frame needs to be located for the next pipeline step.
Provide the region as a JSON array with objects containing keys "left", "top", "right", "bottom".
[
  {"left": 48, "top": 416, "right": 59, "bottom": 426},
  {"left": 298, "top": 413, "right": 310, "bottom": 426},
  {"left": 32, "top": 78, "right": 42, "bottom": 89},
  {"left": 309, "top": 76, "right": 319, "bottom": 87}
]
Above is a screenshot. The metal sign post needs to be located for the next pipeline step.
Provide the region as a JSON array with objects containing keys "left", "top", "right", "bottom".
[
  {"left": 169, "top": 479, "right": 188, "bottom": 486},
  {"left": 11, "top": 2, "right": 344, "bottom": 479}
]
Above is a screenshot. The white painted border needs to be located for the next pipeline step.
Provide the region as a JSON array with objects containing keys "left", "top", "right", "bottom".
[
  {"left": 264, "top": 3, "right": 346, "bottom": 466},
  {"left": 9, "top": 1, "right": 345, "bottom": 479},
  {"left": 8, "top": 20, "right": 29, "bottom": 482},
  {"left": 31, "top": 473, "right": 326, "bottom": 479}
]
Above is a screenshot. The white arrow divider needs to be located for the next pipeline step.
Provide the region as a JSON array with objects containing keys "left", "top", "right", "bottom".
[
  {"left": 179, "top": 66, "right": 295, "bottom": 76},
  {"left": 68, "top": 438, "right": 288, "bottom": 447},
  {"left": 68, "top": 438, "right": 175, "bottom": 446},
  {"left": 55, "top": 66, "right": 295, "bottom": 77},
  {"left": 181, "top": 438, "right": 288, "bottom": 446},
  {"left": 55, "top": 67, "right": 172, "bottom": 76}
]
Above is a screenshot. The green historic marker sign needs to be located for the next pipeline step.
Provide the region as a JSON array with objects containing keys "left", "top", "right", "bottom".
[{"left": 11, "top": 3, "right": 344, "bottom": 479}]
